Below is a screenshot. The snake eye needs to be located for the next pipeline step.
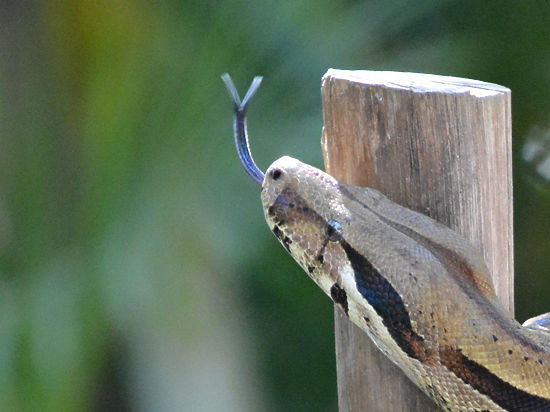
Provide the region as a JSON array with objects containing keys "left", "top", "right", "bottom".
[
  {"left": 271, "top": 168, "right": 283, "bottom": 180},
  {"left": 326, "top": 219, "right": 343, "bottom": 242}
]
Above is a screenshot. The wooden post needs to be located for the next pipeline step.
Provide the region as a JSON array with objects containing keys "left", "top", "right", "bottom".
[{"left": 321, "top": 70, "right": 513, "bottom": 411}]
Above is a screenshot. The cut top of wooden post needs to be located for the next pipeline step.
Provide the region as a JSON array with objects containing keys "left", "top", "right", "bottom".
[
  {"left": 321, "top": 69, "right": 512, "bottom": 412},
  {"left": 325, "top": 69, "right": 510, "bottom": 96}
]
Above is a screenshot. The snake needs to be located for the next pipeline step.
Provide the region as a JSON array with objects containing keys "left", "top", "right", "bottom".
[{"left": 221, "top": 73, "right": 550, "bottom": 411}]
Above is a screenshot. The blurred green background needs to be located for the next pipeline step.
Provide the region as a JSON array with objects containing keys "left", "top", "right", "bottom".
[{"left": 2, "top": 1, "right": 550, "bottom": 411}]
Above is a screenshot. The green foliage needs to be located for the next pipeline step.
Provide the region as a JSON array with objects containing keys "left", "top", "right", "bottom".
[{"left": 1, "top": 0, "right": 550, "bottom": 410}]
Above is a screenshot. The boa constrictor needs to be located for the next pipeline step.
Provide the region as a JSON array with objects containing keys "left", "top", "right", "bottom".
[{"left": 222, "top": 74, "right": 550, "bottom": 412}]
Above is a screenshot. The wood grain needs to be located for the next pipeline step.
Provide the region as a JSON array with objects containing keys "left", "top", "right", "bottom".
[{"left": 320, "top": 70, "right": 513, "bottom": 411}]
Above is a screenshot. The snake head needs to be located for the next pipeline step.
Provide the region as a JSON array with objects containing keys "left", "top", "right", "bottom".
[{"left": 261, "top": 156, "right": 353, "bottom": 296}]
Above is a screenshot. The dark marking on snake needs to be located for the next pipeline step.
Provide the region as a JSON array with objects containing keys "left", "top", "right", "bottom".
[
  {"left": 439, "top": 346, "right": 550, "bottom": 411},
  {"left": 341, "top": 240, "right": 428, "bottom": 361},
  {"left": 271, "top": 225, "right": 292, "bottom": 253},
  {"left": 330, "top": 283, "right": 348, "bottom": 315},
  {"left": 272, "top": 225, "right": 282, "bottom": 237}
]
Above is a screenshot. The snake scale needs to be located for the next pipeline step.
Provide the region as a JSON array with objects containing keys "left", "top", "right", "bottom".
[{"left": 222, "top": 73, "right": 550, "bottom": 412}]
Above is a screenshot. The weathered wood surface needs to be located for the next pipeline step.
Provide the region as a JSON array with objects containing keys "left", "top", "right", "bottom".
[{"left": 320, "top": 69, "right": 513, "bottom": 411}]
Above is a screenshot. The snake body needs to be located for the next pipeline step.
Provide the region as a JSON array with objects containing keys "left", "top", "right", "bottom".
[{"left": 222, "top": 74, "right": 550, "bottom": 411}]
